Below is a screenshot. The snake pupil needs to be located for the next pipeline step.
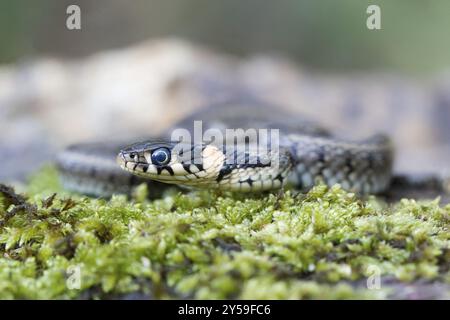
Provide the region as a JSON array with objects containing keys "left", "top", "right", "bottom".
[{"left": 151, "top": 148, "right": 170, "bottom": 165}]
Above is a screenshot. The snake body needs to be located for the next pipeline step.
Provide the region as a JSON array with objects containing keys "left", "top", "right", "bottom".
[{"left": 57, "top": 101, "right": 393, "bottom": 196}]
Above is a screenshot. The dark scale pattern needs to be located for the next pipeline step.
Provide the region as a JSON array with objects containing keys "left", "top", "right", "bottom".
[
  {"left": 217, "top": 165, "right": 233, "bottom": 182},
  {"left": 182, "top": 164, "right": 192, "bottom": 173},
  {"left": 241, "top": 178, "right": 253, "bottom": 186},
  {"left": 217, "top": 149, "right": 273, "bottom": 183},
  {"left": 156, "top": 166, "right": 174, "bottom": 176},
  {"left": 274, "top": 173, "right": 284, "bottom": 183},
  {"left": 285, "top": 134, "right": 392, "bottom": 194}
]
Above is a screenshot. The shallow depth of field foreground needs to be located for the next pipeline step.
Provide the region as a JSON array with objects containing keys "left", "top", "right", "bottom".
[{"left": 0, "top": 167, "right": 448, "bottom": 299}]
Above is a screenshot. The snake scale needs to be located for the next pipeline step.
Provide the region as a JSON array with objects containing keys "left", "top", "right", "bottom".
[{"left": 56, "top": 101, "right": 393, "bottom": 197}]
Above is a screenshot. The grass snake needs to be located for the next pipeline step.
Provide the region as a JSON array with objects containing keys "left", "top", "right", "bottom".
[{"left": 57, "top": 101, "right": 393, "bottom": 197}]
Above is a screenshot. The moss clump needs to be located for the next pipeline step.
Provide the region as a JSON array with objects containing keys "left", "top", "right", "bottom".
[{"left": 0, "top": 166, "right": 449, "bottom": 299}]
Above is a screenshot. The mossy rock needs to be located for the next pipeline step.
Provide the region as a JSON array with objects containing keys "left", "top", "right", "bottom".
[{"left": 0, "top": 166, "right": 449, "bottom": 299}]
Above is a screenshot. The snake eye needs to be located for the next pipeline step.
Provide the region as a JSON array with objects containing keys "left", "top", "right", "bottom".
[{"left": 151, "top": 148, "right": 171, "bottom": 165}]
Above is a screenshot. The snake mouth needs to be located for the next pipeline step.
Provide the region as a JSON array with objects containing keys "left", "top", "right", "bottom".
[{"left": 116, "top": 151, "right": 151, "bottom": 176}]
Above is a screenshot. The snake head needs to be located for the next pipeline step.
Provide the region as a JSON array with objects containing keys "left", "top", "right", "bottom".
[
  {"left": 117, "top": 139, "right": 293, "bottom": 191},
  {"left": 117, "top": 140, "right": 226, "bottom": 187}
]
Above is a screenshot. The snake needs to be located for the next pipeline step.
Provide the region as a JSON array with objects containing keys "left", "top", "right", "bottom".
[{"left": 56, "top": 100, "right": 394, "bottom": 197}]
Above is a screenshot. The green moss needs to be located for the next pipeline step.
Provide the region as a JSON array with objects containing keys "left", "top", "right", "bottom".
[{"left": 0, "top": 166, "right": 449, "bottom": 299}]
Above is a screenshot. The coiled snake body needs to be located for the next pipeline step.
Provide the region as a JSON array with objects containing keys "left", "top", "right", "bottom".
[{"left": 57, "top": 101, "right": 393, "bottom": 197}]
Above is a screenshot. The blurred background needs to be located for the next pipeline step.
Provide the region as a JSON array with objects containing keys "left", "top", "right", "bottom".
[
  {"left": 2, "top": 0, "right": 450, "bottom": 73},
  {"left": 1, "top": 0, "right": 450, "bottom": 182}
]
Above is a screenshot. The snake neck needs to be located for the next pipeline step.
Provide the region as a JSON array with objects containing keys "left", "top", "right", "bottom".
[{"left": 215, "top": 144, "right": 293, "bottom": 191}]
